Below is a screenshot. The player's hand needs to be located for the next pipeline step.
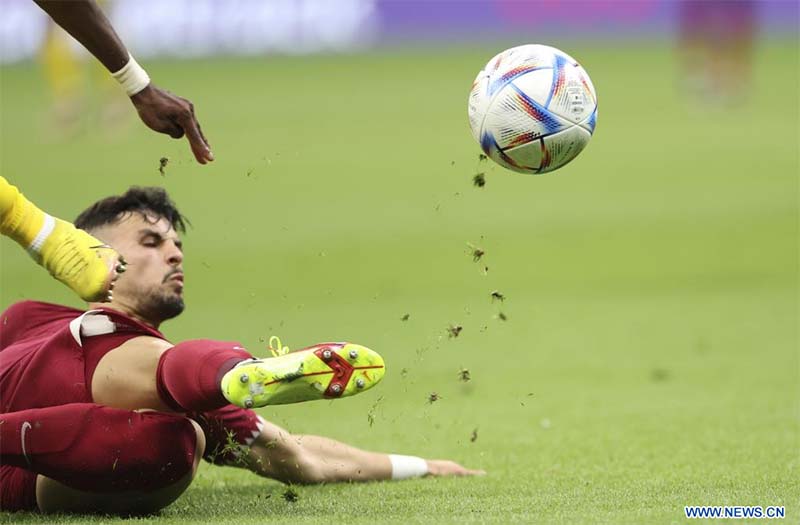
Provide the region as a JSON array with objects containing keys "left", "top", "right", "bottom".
[
  {"left": 425, "top": 459, "right": 486, "bottom": 477},
  {"left": 130, "top": 84, "right": 214, "bottom": 164}
]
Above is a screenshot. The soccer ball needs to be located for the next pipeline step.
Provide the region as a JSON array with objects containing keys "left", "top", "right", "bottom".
[{"left": 467, "top": 44, "right": 597, "bottom": 174}]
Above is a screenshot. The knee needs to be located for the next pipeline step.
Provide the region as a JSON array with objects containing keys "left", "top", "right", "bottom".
[
  {"left": 52, "top": 408, "right": 204, "bottom": 493},
  {"left": 125, "top": 411, "right": 204, "bottom": 490},
  {"left": 34, "top": 410, "right": 206, "bottom": 515}
]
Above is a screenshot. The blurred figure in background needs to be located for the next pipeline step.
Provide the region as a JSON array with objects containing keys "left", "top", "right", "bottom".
[
  {"left": 677, "top": 0, "right": 757, "bottom": 105},
  {"left": 38, "top": 3, "right": 130, "bottom": 137}
]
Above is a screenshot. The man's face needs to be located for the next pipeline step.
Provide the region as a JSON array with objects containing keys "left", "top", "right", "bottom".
[{"left": 92, "top": 212, "right": 185, "bottom": 324}]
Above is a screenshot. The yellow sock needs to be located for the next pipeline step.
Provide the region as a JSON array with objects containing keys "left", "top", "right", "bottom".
[
  {"left": 0, "top": 176, "right": 52, "bottom": 257},
  {"left": 0, "top": 176, "right": 121, "bottom": 302}
]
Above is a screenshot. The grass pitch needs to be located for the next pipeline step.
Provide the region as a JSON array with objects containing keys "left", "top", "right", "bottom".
[{"left": 0, "top": 40, "right": 797, "bottom": 524}]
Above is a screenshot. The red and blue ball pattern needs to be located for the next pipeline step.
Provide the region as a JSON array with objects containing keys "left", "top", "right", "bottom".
[{"left": 468, "top": 44, "right": 597, "bottom": 174}]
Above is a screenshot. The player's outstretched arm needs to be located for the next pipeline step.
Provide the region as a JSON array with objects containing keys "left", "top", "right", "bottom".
[
  {"left": 33, "top": 0, "right": 213, "bottom": 164},
  {"left": 242, "top": 420, "right": 485, "bottom": 484}
]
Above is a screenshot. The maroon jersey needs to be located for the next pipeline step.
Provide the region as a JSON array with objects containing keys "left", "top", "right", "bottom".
[
  {"left": 0, "top": 301, "right": 267, "bottom": 511},
  {"left": 0, "top": 300, "right": 166, "bottom": 412},
  {"left": 0, "top": 301, "right": 265, "bottom": 461}
]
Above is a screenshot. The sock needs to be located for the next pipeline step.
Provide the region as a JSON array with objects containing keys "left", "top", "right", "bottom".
[
  {"left": 0, "top": 176, "right": 51, "bottom": 255},
  {"left": 0, "top": 465, "right": 38, "bottom": 511},
  {"left": 156, "top": 339, "right": 252, "bottom": 412},
  {"left": 0, "top": 404, "right": 197, "bottom": 492},
  {"left": 189, "top": 405, "right": 265, "bottom": 465}
]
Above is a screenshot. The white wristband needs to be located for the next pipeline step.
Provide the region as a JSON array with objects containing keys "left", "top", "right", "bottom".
[
  {"left": 111, "top": 53, "right": 151, "bottom": 96},
  {"left": 388, "top": 454, "right": 428, "bottom": 480}
]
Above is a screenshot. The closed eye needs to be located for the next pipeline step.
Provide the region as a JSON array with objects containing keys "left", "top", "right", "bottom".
[
  {"left": 140, "top": 233, "right": 162, "bottom": 247},
  {"left": 138, "top": 229, "right": 181, "bottom": 251}
]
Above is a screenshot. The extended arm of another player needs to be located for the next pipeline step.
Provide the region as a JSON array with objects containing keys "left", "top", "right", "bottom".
[
  {"left": 33, "top": 0, "right": 214, "bottom": 164},
  {"left": 33, "top": 0, "right": 128, "bottom": 71},
  {"left": 242, "top": 420, "right": 484, "bottom": 484}
]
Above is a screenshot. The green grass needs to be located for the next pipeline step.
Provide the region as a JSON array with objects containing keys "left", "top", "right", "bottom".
[{"left": 1, "top": 40, "right": 798, "bottom": 524}]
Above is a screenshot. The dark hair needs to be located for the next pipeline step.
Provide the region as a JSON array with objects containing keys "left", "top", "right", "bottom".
[{"left": 75, "top": 186, "right": 188, "bottom": 233}]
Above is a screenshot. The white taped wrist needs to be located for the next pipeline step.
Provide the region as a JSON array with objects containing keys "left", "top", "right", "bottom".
[
  {"left": 111, "top": 54, "right": 150, "bottom": 96},
  {"left": 388, "top": 454, "right": 428, "bottom": 480}
]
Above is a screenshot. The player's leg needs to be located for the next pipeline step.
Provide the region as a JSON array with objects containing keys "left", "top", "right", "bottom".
[
  {"left": 0, "top": 176, "right": 124, "bottom": 302},
  {"left": 91, "top": 336, "right": 256, "bottom": 413},
  {"left": 1, "top": 405, "right": 205, "bottom": 514},
  {"left": 190, "top": 404, "right": 266, "bottom": 467},
  {"left": 220, "top": 341, "right": 386, "bottom": 408},
  {"left": 91, "top": 337, "right": 385, "bottom": 414},
  {"left": 0, "top": 465, "right": 38, "bottom": 511},
  {"left": 0, "top": 404, "right": 204, "bottom": 514},
  {"left": 35, "top": 417, "right": 205, "bottom": 515}
]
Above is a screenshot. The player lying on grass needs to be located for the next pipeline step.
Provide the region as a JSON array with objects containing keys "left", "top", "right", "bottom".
[{"left": 0, "top": 187, "right": 483, "bottom": 515}]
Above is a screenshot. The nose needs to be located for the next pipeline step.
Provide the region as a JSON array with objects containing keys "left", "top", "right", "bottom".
[{"left": 166, "top": 241, "right": 183, "bottom": 266}]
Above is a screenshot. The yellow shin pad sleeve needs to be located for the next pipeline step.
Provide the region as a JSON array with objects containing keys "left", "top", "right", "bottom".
[{"left": 0, "top": 177, "right": 50, "bottom": 254}]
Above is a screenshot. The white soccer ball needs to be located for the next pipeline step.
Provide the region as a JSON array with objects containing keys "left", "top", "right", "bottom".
[{"left": 467, "top": 44, "right": 597, "bottom": 174}]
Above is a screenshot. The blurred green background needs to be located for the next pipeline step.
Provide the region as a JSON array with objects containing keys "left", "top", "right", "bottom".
[{"left": 1, "top": 37, "right": 797, "bottom": 523}]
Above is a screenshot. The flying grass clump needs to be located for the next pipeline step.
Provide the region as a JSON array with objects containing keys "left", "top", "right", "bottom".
[
  {"left": 158, "top": 156, "right": 169, "bottom": 176},
  {"left": 447, "top": 324, "right": 463, "bottom": 338}
]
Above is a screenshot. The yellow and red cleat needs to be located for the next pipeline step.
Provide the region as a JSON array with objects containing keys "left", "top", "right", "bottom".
[{"left": 221, "top": 342, "right": 385, "bottom": 408}]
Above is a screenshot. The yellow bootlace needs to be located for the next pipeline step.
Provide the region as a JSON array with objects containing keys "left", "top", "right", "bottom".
[{"left": 268, "top": 335, "right": 290, "bottom": 357}]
